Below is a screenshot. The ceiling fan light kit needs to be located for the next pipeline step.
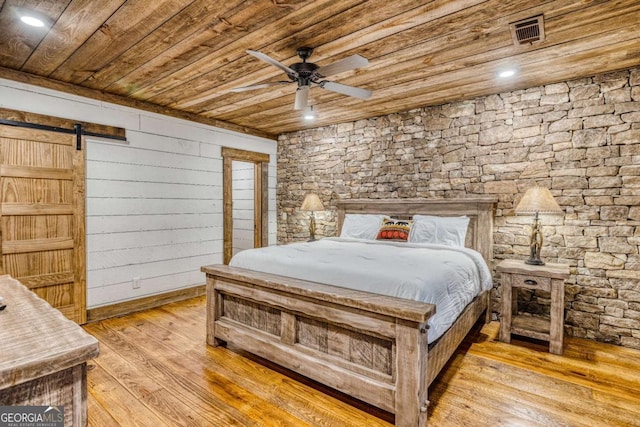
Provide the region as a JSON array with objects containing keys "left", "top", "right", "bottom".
[
  {"left": 232, "top": 47, "right": 372, "bottom": 112},
  {"left": 303, "top": 106, "right": 316, "bottom": 121}
]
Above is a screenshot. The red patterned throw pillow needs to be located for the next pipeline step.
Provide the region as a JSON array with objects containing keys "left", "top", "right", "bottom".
[{"left": 376, "top": 218, "right": 414, "bottom": 242}]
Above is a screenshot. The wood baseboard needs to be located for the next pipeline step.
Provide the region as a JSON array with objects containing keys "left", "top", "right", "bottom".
[{"left": 86, "top": 285, "right": 206, "bottom": 323}]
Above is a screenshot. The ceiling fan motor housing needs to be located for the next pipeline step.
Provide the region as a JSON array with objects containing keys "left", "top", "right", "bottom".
[
  {"left": 290, "top": 62, "right": 319, "bottom": 86},
  {"left": 290, "top": 47, "right": 319, "bottom": 86}
]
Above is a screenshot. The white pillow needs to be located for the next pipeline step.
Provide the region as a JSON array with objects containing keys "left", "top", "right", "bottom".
[
  {"left": 409, "top": 215, "right": 470, "bottom": 247},
  {"left": 340, "top": 214, "right": 385, "bottom": 240}
]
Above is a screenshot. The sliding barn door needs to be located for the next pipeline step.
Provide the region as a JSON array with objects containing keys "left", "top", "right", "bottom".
[{"left": 0, "top": 125, "right": 86, "bottom": 324}]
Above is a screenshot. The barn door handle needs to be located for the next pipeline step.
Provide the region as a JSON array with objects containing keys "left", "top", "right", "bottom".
[{"left": 74, "top": 123, "right": 82, "bottom": 151}]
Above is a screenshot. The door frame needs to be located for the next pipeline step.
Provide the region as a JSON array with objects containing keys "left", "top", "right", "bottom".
[{"left": 221, "top": 147, "right": 270, "bottom": 264}]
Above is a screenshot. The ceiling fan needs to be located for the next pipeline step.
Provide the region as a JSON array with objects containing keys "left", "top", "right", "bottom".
[{"left": 230, "top": 47, "right": 372, "bottom": 110}]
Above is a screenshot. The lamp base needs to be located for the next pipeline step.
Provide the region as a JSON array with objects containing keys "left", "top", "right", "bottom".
[
  {"left": 526, "top": 211, "right": 545, "bottom": 266},
  {"left": 308, "top": 212, "right": 316, "bottom": 242}
]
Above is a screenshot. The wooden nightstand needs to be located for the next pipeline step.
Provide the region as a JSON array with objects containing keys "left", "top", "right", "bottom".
[{"left": 497, "top": 259, "right": 570, "bottom": 354}]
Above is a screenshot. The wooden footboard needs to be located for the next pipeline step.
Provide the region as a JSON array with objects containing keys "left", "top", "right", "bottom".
[{"left": 202, "top": 264, "right": 489, "bottom": 427}]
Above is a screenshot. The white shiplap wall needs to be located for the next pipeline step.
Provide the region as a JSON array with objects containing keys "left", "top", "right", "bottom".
[
  {"left": 231, "top": 161, "right": 255, "bottom": 257},
  {"left": 0, "top": 78, "right": 277, "bottom": 309}
]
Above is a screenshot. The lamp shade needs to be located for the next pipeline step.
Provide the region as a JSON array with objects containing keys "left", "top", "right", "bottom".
[
  {"left": 515, "top": 186, "right": 563, "bottom": 215},
  {"left": 301, "top": 193, "right": 324, "bottom": 211}
]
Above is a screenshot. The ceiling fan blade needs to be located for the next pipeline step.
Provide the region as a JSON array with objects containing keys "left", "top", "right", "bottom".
[
  {"left": 247, "top": 50, "right": 297, "bottom": 76},
  {"left": 320, "top": 81, "right": 372, "bottom": 99},
  {"left": 316, "top": 54, "right": 369, "bottom": 77},
  {"left": 229, "top": 81, "right": 291, "bottom": 92},
  {"left": 294, "top": 86, "right": 309, "bottom": 110}
]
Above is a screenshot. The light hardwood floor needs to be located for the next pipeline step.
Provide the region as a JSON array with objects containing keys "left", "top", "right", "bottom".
[{"left": 84, "top": 296, "right": 640, "bottom": 426}]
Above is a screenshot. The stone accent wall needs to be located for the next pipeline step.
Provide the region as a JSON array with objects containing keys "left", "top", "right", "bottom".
[{"left": 277, "top": 68, "right": 640, "bottom": 349}]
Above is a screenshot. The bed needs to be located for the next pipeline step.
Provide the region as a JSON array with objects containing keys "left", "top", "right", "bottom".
[{"left": 201, "top": 197, "right": 496, "bottom": 426}]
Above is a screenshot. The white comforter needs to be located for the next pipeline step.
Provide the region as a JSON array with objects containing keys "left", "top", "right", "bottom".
[{"left": 230, "top": 237, "right": 493, "bottom": 344}]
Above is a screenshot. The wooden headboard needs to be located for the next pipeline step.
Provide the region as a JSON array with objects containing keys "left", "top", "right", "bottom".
[{"left": 336, "top": 197, "right": 497, "bottom": 264}]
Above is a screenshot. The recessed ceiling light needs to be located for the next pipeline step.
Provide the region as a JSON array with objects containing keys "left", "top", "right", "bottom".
[
  {"left": 20, "top": 15, "right": 45, "bottom": 27},
  {"left": 499, "top": 69, "right": 516, "bottom": 78}
]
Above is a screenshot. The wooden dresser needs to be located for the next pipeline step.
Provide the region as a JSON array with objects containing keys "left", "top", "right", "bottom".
[{"left": 0, "top": 275, "right": 99, "bottom": 426}]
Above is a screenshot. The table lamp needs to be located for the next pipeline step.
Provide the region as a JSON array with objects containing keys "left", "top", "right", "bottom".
[
  {"left": 300, "top": 193, "right": 324, "bottom": 241},
  {"left": 515, "top": 186, "right": 563, "bottom": 265}
]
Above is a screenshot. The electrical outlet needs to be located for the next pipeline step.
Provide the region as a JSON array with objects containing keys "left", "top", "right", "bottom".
[{"left": 132, "top": 277, "right": 141, "bottom": 289}]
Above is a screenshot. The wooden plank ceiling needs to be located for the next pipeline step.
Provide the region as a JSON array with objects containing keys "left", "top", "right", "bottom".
[{"left": 1, "top": 0, "right": 639, "bottom": 139}]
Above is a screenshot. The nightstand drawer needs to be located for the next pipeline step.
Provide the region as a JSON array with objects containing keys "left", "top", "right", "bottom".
[{"left": 511, "top": 274, "right": 551, "bottom": 291}]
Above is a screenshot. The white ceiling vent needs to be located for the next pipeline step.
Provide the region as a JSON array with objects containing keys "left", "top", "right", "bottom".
[{"left": 510, "top": 15, "right": 545, "bottom": 46}]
